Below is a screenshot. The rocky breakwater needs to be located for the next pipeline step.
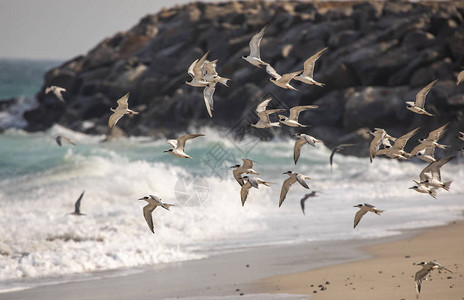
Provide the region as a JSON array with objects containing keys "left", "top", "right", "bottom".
[{"left": 22, "top": 0, "right": 464, "bottom": 154}]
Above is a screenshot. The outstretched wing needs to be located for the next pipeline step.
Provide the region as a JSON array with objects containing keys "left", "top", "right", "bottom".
[
  {"left": 249, "top": 25, "right": 268, "bottom": 59},
  {"left": 279, "top": 176, "right": 296, "bottom": 207},
  {"left": 301, "top": 47, "right": 328, "bottom": 78},
  {"left": 415, "top": 79, "right": 438, "bottom": 108},
  {"left": 203, "top": 84, "right": 216, "bottom": 118},
  {"left": 353, "top": 209, "right": 367, "bottom": 228},
  {"left": 177, "top": 134, "right": 205, "bottom": 152},
  {"left": 142, "top": 205, "right": 156, "bottom": 233},
  {"left": 116, "top": 93, "right": 130, "bottom": 109},
  {"left": 288, "top": 105, "right": 317, "bottom": 121}
]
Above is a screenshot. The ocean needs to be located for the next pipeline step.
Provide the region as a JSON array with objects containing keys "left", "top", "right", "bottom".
[{"left": 0, "top": 59, "right": 463, "bottom": 289}]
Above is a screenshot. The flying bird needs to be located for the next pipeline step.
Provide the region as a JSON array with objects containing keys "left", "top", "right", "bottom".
[
  {"left": 353, "top": 203, "right": 384, "bottom": 229},
  {"left": 330, "top": 144, "right": 355, "bottom": 170},
  {"left": 279, "top": 105, "right": 318, "bottom": 127},
  {"left": 406, "top": 79, "right": 438, "bottom": 117},
  {"left": 375, "top": 127, "right": 420, "bottom": 160},
  {"left": 415, "top": 261, "right": 452, "bottom": 298},
  {"left": 267, "top": 65, "right": 301, "bottom": 90},
  {"left": 231, "top": 159, "right": 260, "bottom": 186},
  {"left": 279, "top": 171, "right": 311, "bottom": 207},
  {"left": 186, "top": 52, "right": 211, "bottom": 87},
  {"left": 69, "top": 191, "right": 85, "bottom": 216},
  {"left": 55, "top": 135, "right": 76, "bottom": 147},
  {"left": 240, "top": 176, "right": 271, "bottom": 207},
  {"left": 293, "top": 133, "right": 321, "bottom": 164},
  {"left": 294, "top": 47, "right": 327, "bottom": 87},
  {"left": 409, "top": 180, "right": 437, "bottom": 199},
  {"left": 242, "top": 25, "right": 268, "bottom": 67},
  {"left": 409, "top": 123, "right": 449, "bottom": 158},
  {"left": 108, "top": 93, "right": 139, "bottom": 133},
  {"left": 45, "top": 85, "right": 66, "bottom": 103},
  {"left": 419, "top": 156, "right": 455, "bottom": 191},
  {"left": 138, "top": 195, "right": 175, "bottom": 234},
  {"left": 457, "top": 70, "right": 464, "bottom": 86},
  {"left": 164, "top": 134, "right": 204, "bottom": 159},
  {"left": 203, "top": 59, "right": 230, "bottom": 87},
  {"left": 251, "top": 98, "right": 286, "bottom": 128},
  {"left": 300, "top": 191, "right": 318, "bottom": 215}
]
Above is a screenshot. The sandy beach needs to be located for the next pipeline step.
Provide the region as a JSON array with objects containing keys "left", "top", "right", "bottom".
[{"left": 257, "top": 220, "right": 464, "bottom": 300}]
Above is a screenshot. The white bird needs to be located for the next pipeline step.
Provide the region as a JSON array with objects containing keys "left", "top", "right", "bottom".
[
  {"left": 108, "top": 93, "right": 139, "bottom": 132},
  {"left": 353, "top": 203, "right": 384, "bottom": 229},
  {"left": 458, "top": 131, "right": 464, "bottom": 142},
  {"left": 240, "top": 176, "right": 271, "bottom": 207},
  {"left": 368, "top": 128, "right": 394, "bottom": 163},
  {"left": 279, "top": 105, "right": 318, "bottom": 127},
  {"left": 419, "top": 156, "right": 454, "bottom": 191},
  {"left": 203, "top": 82, "right": 216, "bottom": 118},
  {"left": 300, "top": 191, "right": 318, "bottom": 215},
  {"left": 267, "top": 65, "right": 301, "bottom": 90},
  {"left": 457, "top": 70, "right": 464, "bottom": 86},
  {"left": 406, "top": 79, "right": 438, "bottom": 117},
  {"left": 415, "top": 261, "right": 452, "bottom": 298},
  {"left": 55, "top": 135, "right": 76, "bottom": 147},
  {"left": 45, "top": 85, "right": 66, "bottom": 102},
  {"left": 138, "top": 195, "right": 175, "bottom": 234},
  {"left": 203, "top": 59, "right": 230, "bottom": 87},
  {"left": 293, "top": 133, "right": 321, "bottom": 164},
  {"left": 409, "top": 123, "right": 449, "bottom": 158},
  {"left": 330, "top": 144, "right": 356, "bottom": 171},
  {"left": 186, "top": 52, "right": 211, "bottom": 87},
  {"left": 279, "top": 171, "right": 311, "bottom": 207},
  {"left": 294, "top": 47, "right": 327, "bottom": 87},
  {"left": 69, "top": 191, "right": 85, "bottom": 216},
  {"left": 231, "top": 159, "right": 260, "bottom": 186},
  {"left": 375, "top": 127, "right": 420, "bottom": 159},
  {"left": 164, "top": 134, "right": 204, "bottom": 159},
  {"left": 409, "top": 180, "right": 437, "bottom": 199},
  {"left": 251, "top": 98, "right": 286, "bottom": 128},
  {"left": 241, "top": 25, "right": 268, "bottom": 67},
  {"left": 416, "top": 146, "right": 436, "bottom": 163}
]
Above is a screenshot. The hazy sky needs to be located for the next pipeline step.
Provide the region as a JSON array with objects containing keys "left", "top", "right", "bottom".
[{"left": 0, "top": 0, "right": 224, "bottom": 60}]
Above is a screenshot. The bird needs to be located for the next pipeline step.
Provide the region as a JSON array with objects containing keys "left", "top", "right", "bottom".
[
  {"left": 231, "top": 159, "right": 260, "bottom": 186},
  {"left": 415, "top": 261, "right": 452, "bottom": 298},
  {"left": 45, "top": 85, "right": 66, "bottom": 102},
  {"left": 409, "top": 123, "right": 449, "bottom": 158},
  {"left": 203, "top": 59, "right": 230, "bottom": 87},
  {"left": 375, "top": 127, "right": 420, "bottom": 160},
  {"left": 164, "top": 134, "right": 204, "bottom": 159},
  {"left": 293, "top": 133, "right": 321, "bottom": 164},
  {"left": 458, "top": 131, "right": 464, "bottom": 142},
  {"left": 69, "top": 191, "right": 85, "bottom": 216},
  {"left": 279, "top": 105, "right": 318, "bottom": 127},
  {"left": 55, "top": 135, "right": 76, "bottom": 147},
  {"left": 293, "top": 47, "right": 328, "bottom": 87},
  {"left": 138, "top": 195, "right": 175, "bottom": 234},
  {"left": 457, "top": 70, "right": 464, "bottom": 86},
  {"left": 368, "top": 128, "right": 395, "bottom": 163},
  {"left": 418, "top": 156, "right": 455, "bottom": 191},
  {"left": 279, "top": 171, "right": 311, "bottom": 207},
  {"left": 353, "top": 203, "right": 384, "bottom": 229},
  {"left": 186, "top": 52, "right": 211, "bottom": 87},
  {"left": 108, "top": 93, "right": 139, "bottom": 133},
  {"left": 300, "top": 191, "right": 318, "bottom": 215},
  {"left": 330, "top": 144, "right": 355, "bottom": 170},
  {"left": 406, "top": 79, "right": 438, "bottom": 117},
  {"left": 409, "top": 180, "right": 437, "bottom": 199},
  {"left": 267, "top": 65, "right": 301, "bottom": 90},
  {"left": 241, "top": 25, "right": 268, "bottom": 67},
  {"left": 240, "top": 176, "right": 271, "bottom": 207},
  {"left": 416, "top": 146, "right": 436, "bottom": 163},
  {"left": 203, "top": 82, "right": 216, "bottom": 118},
  {"left": 251, "top": 98, "right": 286, "bottom": 128}
]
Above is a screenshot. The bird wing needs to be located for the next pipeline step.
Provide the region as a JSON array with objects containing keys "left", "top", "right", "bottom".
[
  {"left": 233, "top": 169, "right": 245, "bottom": 186},
  {"left": 54, "top": 89, "right": 66, "bottom": 102},
  {"left": 142, "top": 204, "right": 156, "bottom": 233},
  {"left": 288, "top": 105, "right": 317, "bottom": 121},
  {"left": 392, "top": 127, "right": 420, "bottom": 150},
  {"left": 240, "top": 182, "right": 251, "bottom": 206},
  {"left": 249, "top": 25, "right": 267, "bottom": 59},
  {"left": 329, "top": 147, "right": 339, "bottom": 170},
  {"left": 63, "top": 137, "right": 76, "bottom": 146},
  {"left": 420, "top": 156, "right": 455, "bottom": 182},
  {"left": 279, "top": 71, "right": 302, "bottom": 84},
  {"left": 177, "top": 134, "right": 205, "bottom": 152},
  {"left": 256, "top": 98, "right": 272, "bottom": 113},
  {"left": 116, "top": 93, "right": 130, "bottom": 109},
  {"left": 193, "top": 51, "right": 209, "bottom": 80},
  {"left": 203, "top": 83, "right": 216, "bottom": 118},
  {"left": 187, "top": 59, "right": 199, "bottom": 79},
  {"left": 301, "top": 47, "right": 327, "bottom": 77},
  {"left": 295, "top": 173, "right": 310, "bottom": 189},
  {"left": 108, "top": 110, "right": 125, "bottom": 131},
  {"left": 426, "top": 123, "right": 448, "bottom": 142},
  {"left": 167, "top": 139, "right": 178, "bottom": 149},
  {"left": 74, "top": 191, "right": 85, "bottom": 214},
  {"left": 458, "top": 70, "right": 464, "bottom": 86},
  {"left": 353, "top": 209, "right": 368, "bottom": 228},
  {"left": 257, "top": 109, "right": 285, "bottom": 123},
  {"left": 241, "top": 158, "right": 254, "bottom": 169},
  {"left": 294, "top": 139, "right": 307, "bottom": 164},
  {"left": 55, "top": 136, "right": 62, "bottom": 146},
  {"left": 204, "top": 59, "right": 218, "bottom": 76},
  {"left": 300, "top": 198, "right": 306, "bottom": 215},
  {"left": 369, "top": 134, "right": 384, "bottom": 162},
  {"left": 265, "top": 63, "right": 280, "bottom": 79},
  {"left": 409, "top": 143, "right": 428, "bottom": 158},
  {"left": 415, "top": 79, "right": 438, "bottom": 108},
  {"left": 279, "top": 176, "right": 296, "bottom": 207}
]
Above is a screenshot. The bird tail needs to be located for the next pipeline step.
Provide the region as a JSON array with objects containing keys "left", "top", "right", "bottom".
[
  {"left": 429, "top": 189, "right": 437, "bottom": 199},
  {"left": 443, "top": 180, "right": 452, "bottom": 191},
  {"left": 248, "top": 170, "right": 260, "bottom": 175},
  {"left": 314, "top": 81, "right": 325, "bottom": 87},
  {"left": 374, "top": 209, "right": 385, "bottom": 215},
  {"left": 435, "top": 143, "right": 448, "bottom": 149},
  {"left": 164, "top": 204, "right": 176, "bottom": 210},
  {"left": 218, "top": 77, "right": 230, "bottom": 87},
  {"left": 260, "top": 181, "right": 273, "bottom": 186}
]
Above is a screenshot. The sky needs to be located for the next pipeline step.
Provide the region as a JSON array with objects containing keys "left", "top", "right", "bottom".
[{"left": 0, "top": 0, "right": 224, "bottom": 60}]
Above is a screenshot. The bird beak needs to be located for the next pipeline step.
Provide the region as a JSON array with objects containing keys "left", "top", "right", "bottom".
[
  {"left": 138, "top": 197, "right": 145, "bottom": 200},
  {"left": 408, "top": 186, "right": 414, "bottom": 189},
  {"left": 163, "top": 150, "right": 169, "bottom": 153},
  {"left": 353, "top": 205, "right": 358, "bottom": 207}
]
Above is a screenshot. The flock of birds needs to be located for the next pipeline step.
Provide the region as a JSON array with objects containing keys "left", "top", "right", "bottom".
[{"left": 44, "top": 24, "right": 464, "bottom": 298}]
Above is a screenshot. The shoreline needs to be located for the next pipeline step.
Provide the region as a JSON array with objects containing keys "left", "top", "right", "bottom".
[
  {"left": 255, "top": 220, "right": 464, "bottom": 299},
  {"left": 1, "top": 220, "right": 459, "bottom": 300}
]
